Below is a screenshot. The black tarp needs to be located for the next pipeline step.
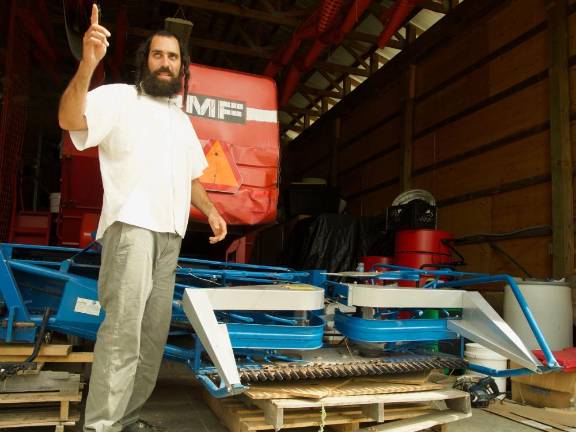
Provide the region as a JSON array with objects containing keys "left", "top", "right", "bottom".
[{"left": 283, "top": 214, "right": 391, "bottom": 272}]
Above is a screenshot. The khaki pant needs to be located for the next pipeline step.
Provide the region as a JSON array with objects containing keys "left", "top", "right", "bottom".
[{"left": 84, "top": 223, "right": 182, "bottom": 432}]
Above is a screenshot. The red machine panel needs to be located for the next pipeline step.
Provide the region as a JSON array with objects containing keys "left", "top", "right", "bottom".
[
  {"left": 57, "top": 133, "right": 102, "bottom": 246},
  {"left": 60, "top": 134, "right": 102, "bottom": 209},
  {"left": 185, "top": 64, "right": 279, "bottom": 225}
]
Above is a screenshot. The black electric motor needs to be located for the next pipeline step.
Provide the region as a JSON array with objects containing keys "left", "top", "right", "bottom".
[{"left": 454, "top": 376, "right": 501, "bottom": 408}]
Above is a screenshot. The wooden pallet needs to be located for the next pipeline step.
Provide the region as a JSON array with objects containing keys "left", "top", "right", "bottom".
[
  {"left": 203, "top": 383, "right": 471, "bottom": 432},
  {"left": 0, "top": 371, "right": 83, "bottom": 432},
  {"left": 0, "top": 343, "right": 94, "bottom": 363}
]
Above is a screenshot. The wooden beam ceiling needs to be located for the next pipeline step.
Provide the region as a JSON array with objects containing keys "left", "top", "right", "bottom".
[
  {"left": 190, "top": 36, "right": 275, "bottom": 59},
  {"left": 282, "top": 105, "right": 322, "bottom": 116},
  {"left": 348, "top": 31, "right": 405, "bottom": 50},
  {"left": 297, "top": 85, "right": 342, "bottom": 98},
  {"left": 114, "top": 24, "right": 276, "bottom": 60},
  {"left": 47, "top": 0, "right": 447, "bottom": 140},
  {"left": 419, "top": 1, "right": 449, "bottom": 13},
  {"left": 161, "top": 0, "right": 302, "bottom": 26}
]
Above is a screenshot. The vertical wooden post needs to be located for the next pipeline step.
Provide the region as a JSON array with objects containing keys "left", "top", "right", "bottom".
[
  {"left": 330, "top": 117, "right": 341, "bottom": 187},
  {"left": 370, "top": 52, "right": 379, "bottom": 75},
  {"left": 304, "top": 112, "right": 311, "bottom": 128},
  {"left": 321, "top": 97, "right": 329, "bottom": 114},
  {"left": 447, "top": 0, "right": 459, "bottom": 10},
  {"left": 547, "top": 0, "right": 574, "bottom": 278},
  {"left": 343, "top": 76, "right": 352, "bottom": 96},
  {"left": 401, "top": 25, "right": 417, "bottom": 191}
]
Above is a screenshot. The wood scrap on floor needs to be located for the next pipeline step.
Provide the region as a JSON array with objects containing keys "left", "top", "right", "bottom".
[
  {"left": 545, "top": 407, "right": 576, "bottom": 426},
  {"left": 484, "top": 400, "right": 576, "bottom": 432}
]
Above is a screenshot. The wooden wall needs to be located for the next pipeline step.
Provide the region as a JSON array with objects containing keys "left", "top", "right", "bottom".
[{"left": 284, "top": 0, "right": 576, "bottom": 279}]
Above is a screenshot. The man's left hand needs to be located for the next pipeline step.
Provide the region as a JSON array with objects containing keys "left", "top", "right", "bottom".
[{"left": 207, "top": 211, "right": 227, "bottom": 244}]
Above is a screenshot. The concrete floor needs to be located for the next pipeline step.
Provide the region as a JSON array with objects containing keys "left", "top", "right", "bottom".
[
  {"left": 2, "top": 361, "right": 538, "bottom": 432},
  {"left": 448, "top": 409, "right": 536, "bottom": 432}
]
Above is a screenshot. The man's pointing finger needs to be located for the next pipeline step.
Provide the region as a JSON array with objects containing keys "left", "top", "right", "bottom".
[{"left": 91, "top": 3, "right": 99, "bottom": 25}]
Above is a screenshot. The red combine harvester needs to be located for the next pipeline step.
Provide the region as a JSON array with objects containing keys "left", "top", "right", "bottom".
[{"left": 57, "top": 64, "right": 279, "bottom": 252}]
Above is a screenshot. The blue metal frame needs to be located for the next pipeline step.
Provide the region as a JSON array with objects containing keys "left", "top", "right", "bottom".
[
  {"left": 327, "top": 266, "right": 560, "bottom": 373},
  {"left": 1, "top": 243, "right": 562, "bottom": 397},
  {"left": 468, "top": 364, "right": 533, "bottom": 378},
  {"left": 334, "top": 310, "right": 458, "bottom": 342},
  {"left": 0, "top": 247, "right": 36, "bottom": 342}
]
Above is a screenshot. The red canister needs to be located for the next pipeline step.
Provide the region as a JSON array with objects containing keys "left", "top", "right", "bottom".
[
  {"left": 394, "top": 229, "right": 454, "bottom": 287},
  {"left": 395, "top": 229, "right": 453, "bottom": 255}
]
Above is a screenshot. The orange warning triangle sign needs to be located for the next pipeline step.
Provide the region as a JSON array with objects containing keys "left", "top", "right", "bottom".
[{"left": 200, "top": 140, "right": 242, "bottom": 193}]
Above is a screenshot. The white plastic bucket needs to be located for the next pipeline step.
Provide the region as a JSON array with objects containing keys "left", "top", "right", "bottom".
[
  {"left": 504, "top": 279, "right": 572, "bottom": 351},
  {"left": 49, "top": 192, "right": 61, "bottom": 213},
  {"left": 464, "top": 343, "right": 508, "bottom": 393}
]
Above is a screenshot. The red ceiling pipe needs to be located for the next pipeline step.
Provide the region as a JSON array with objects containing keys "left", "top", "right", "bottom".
[
  {"left": 264, "top": 9, "right": 321, "bottom": 77},
  {"left": 335, "top": 0, "right": 374, "bottom": 42},
  {"left": 279, "top": 21, "right": 316, "bottom": 64},
  {"left": 280, "top": 0, "right": 374, "bottom": 105},
  {"left": 318, "top": 0, "right": 344, "bottom": 33},
  {"left": 301, "top": 0, "right": 374, "bottom": 69},
  {"left": 279, "top": 35, "right": 331, "bottom": 105},
  {"left": 280, "top": 63, "right": 304, "bottom": 106},
  {"left": 378, "top": 3, "right": 394, "bottom": 24},
  {"left": 280, "top": 29, "right": 333, "bottom": 105},
  {"left": 265, "top": 0, "right": 344, "bottom": 78},
  {"left": 302, "top": 39, "right": 329, "bottom": 70},
  {"left": 377, "top": 0, "right": 422, "bottom": 48}
]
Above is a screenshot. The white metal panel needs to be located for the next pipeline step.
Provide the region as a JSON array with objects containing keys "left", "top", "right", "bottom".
[
  {"left": 199, "top": 284, "right": 324, "bottom": 310},
  {"left": 447, "top": 292, "right": 541, "bottom": 371},
  {"left": 346, "top": 285, "right": 465, "bottom": 308},
  {"left": 182, "top": 289, "right": 241, "bottom": 390}
]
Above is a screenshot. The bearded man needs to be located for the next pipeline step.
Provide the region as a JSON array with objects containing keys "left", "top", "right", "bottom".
[{"left": 58, "top": 5, "right": 227, "bottom": 431}]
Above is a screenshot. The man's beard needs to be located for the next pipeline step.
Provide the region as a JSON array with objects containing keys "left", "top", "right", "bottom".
[{"left": 141, "top": 67, "right": 181, "bottom": 97}]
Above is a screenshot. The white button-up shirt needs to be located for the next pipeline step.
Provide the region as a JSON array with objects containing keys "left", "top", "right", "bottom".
[{"left": 70, "top": 84, "right": 207, "bottom": 240}]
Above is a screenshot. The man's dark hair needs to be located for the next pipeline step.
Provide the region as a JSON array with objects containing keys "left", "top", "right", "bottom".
[{"left": 135, "top": 30, "right": 190, "bottom": 108}]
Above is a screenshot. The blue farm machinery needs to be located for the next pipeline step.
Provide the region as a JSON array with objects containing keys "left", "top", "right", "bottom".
[{"left": 0, "top": 241, "right": 560, "bottom": 398}]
